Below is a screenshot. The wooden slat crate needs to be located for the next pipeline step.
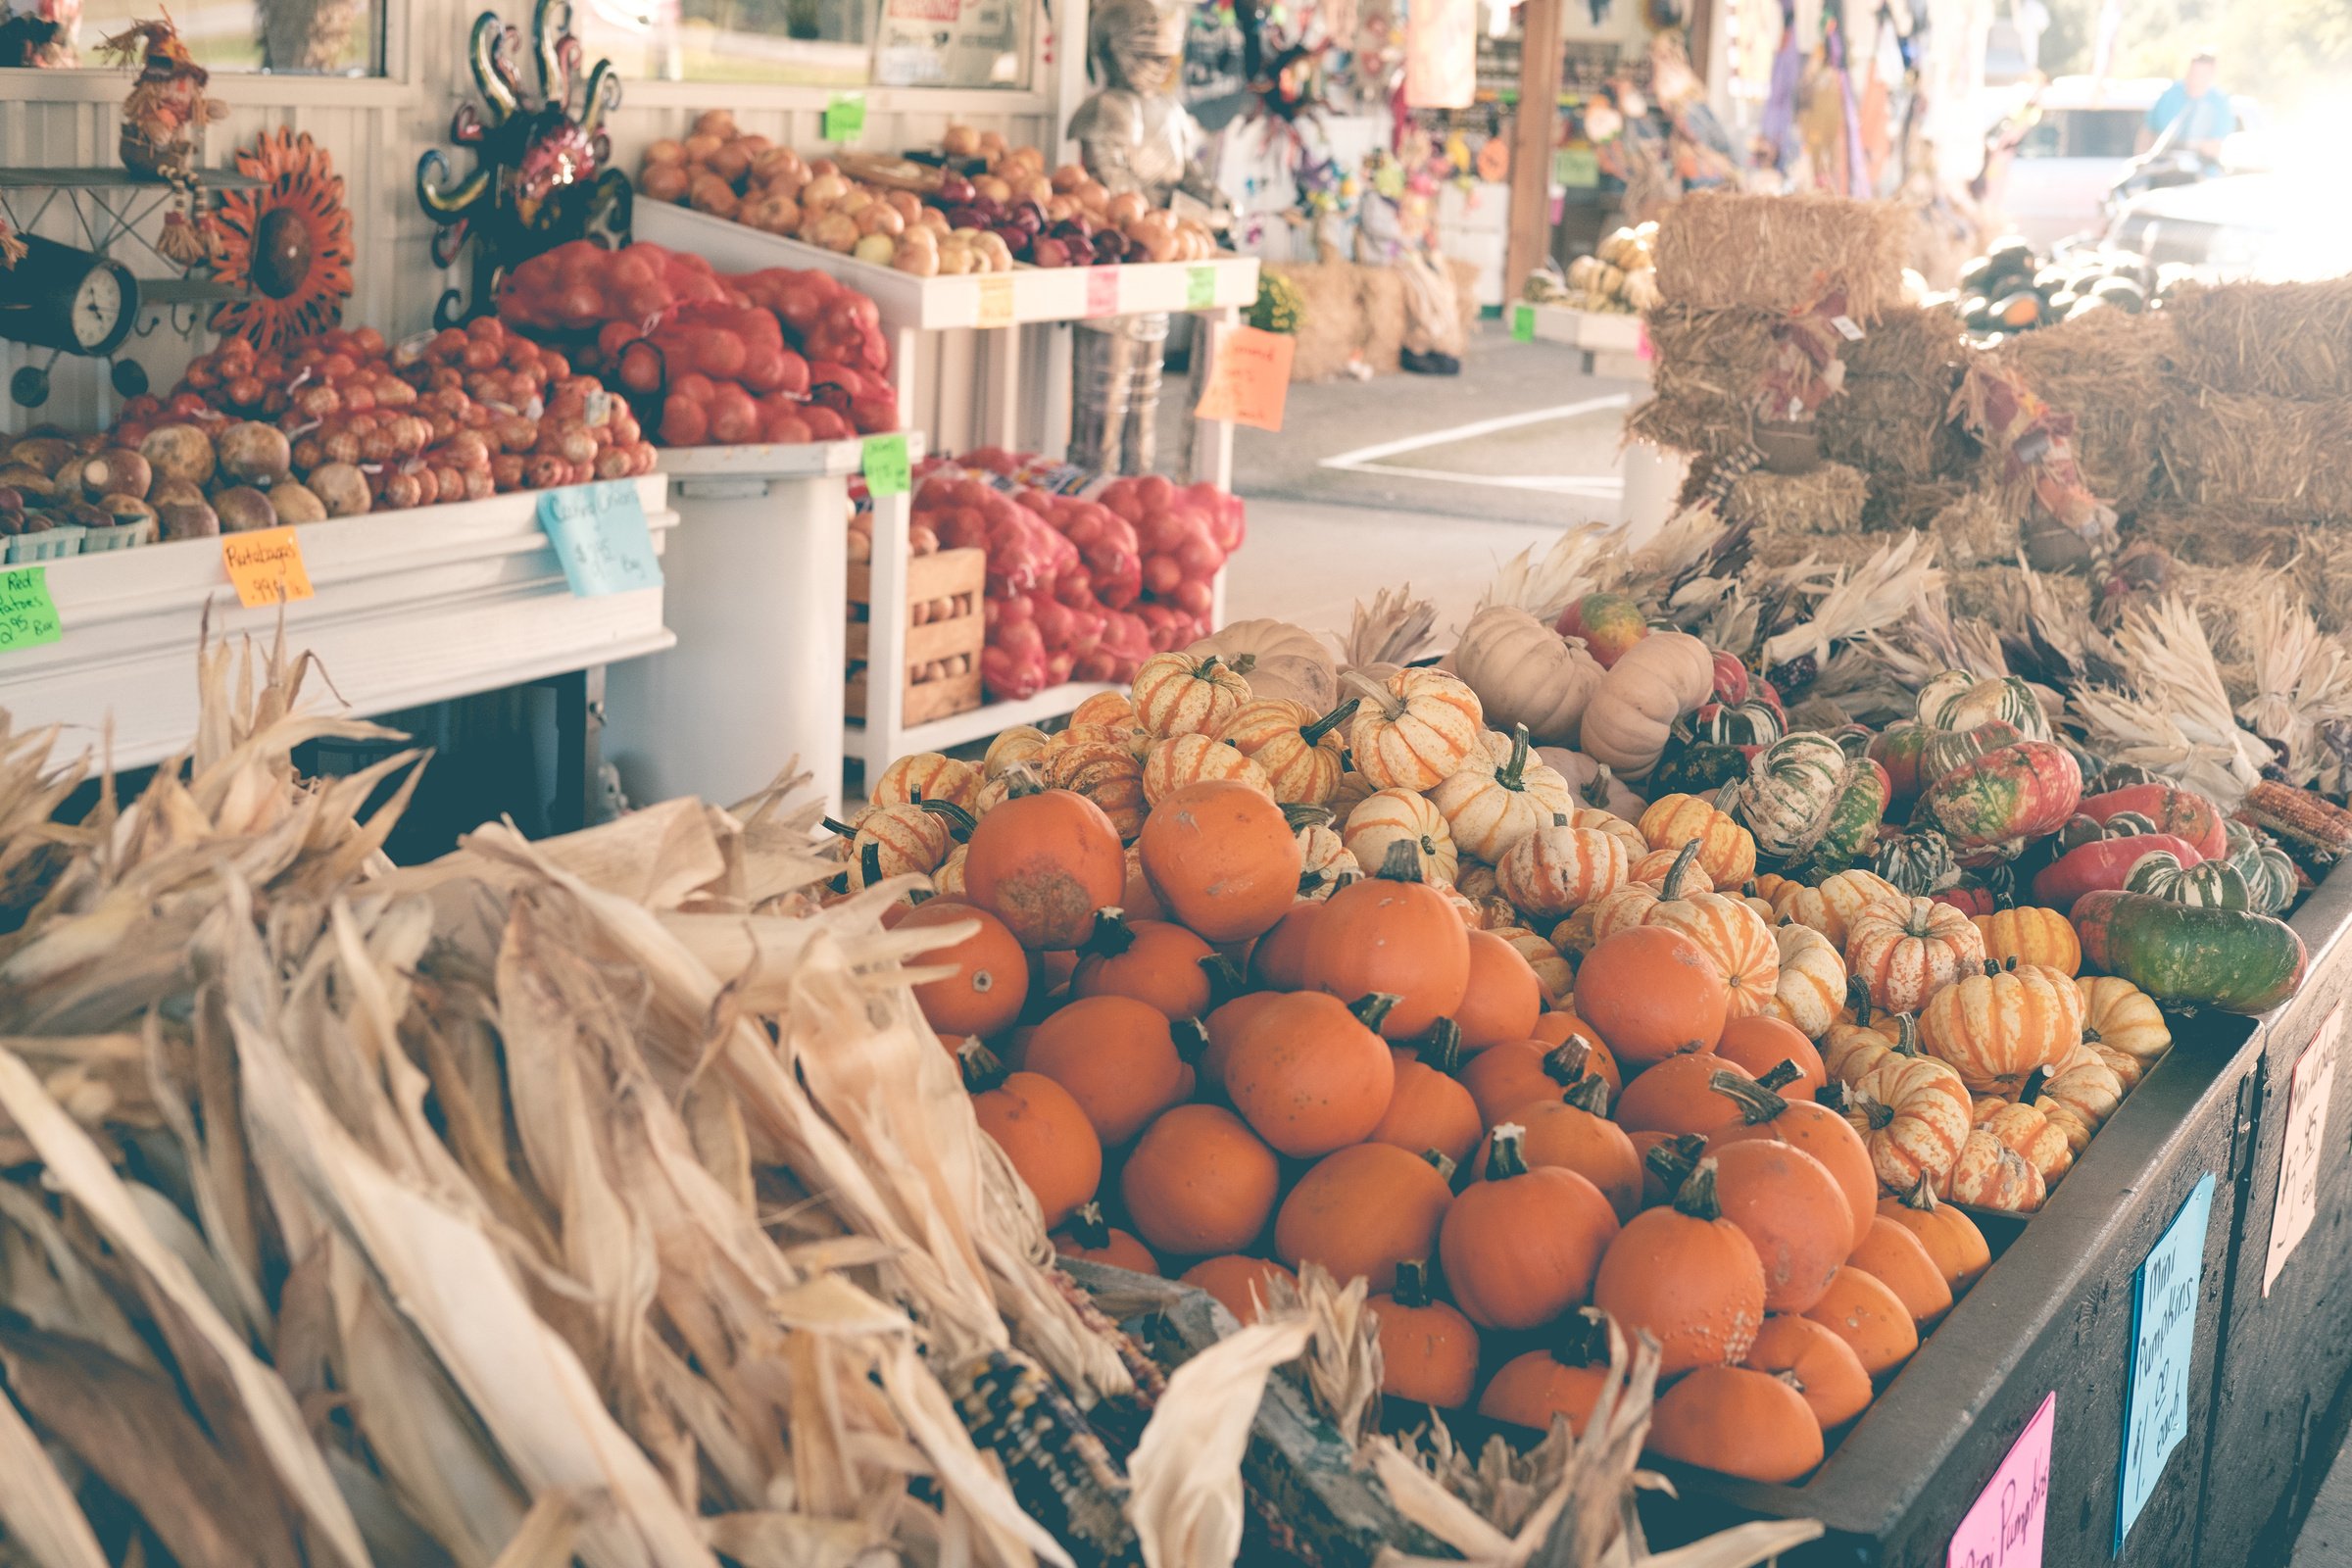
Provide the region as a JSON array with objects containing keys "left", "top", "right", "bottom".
[{"left": 846, "top": 546, "right": 986, "bottom": 724}]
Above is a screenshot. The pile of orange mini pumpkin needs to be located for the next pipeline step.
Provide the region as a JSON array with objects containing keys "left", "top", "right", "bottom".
[{"left": 842, "top": 649, "right": 2183, "bottom": 1486}]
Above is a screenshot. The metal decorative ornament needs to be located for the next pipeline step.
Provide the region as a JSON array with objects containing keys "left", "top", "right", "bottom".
[
  {"left": 211, "top": 128, "right": 356, "bottom": 350},
  {"left": 416, "top": 0, "right": 627, "bottom": 327}
]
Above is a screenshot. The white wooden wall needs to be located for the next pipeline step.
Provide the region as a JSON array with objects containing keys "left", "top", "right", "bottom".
[{"left": 0, "top": 0, "right": 1076, "bottom": 427}]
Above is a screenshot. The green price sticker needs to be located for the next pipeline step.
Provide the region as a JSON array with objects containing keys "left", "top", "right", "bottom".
[
  {"left": 1553, "top": 148, "right": 1600, "bottom": 187},
  {"left": 861, "top": 433, "right": 910, "bottom": 497},
  {"left": 823, "top": 92, "right": 865, "bottom": 143},
  {"left": 0, "top": 566, "right": 61, "bottom": 652},
  {"left": 1511, "top": 304, "right": 1536, "bottom": 343},
  {"left": 1186, "top": 266, "right": 1216, "bottom": 309}
]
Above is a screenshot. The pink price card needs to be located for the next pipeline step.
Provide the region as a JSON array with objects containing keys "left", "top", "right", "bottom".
[
  {"left": 1949, "top": 1392, "right": 2054, "bottom": 1568},
  {"left": 1638, "top": 321, "right": 1655, "bottom": 362},
  {"left": 1086, "top": 267, "right": 1121, "bottom": 318}
]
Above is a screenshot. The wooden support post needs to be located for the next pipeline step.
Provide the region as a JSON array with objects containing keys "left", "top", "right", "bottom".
[{"left": 1506, "top": 0, "right": 1568, "bottom": 299}]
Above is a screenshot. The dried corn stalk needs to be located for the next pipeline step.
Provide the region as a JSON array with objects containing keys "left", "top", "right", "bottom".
[
  {"left": 1331, "top": 585, "right": 1440, "bottom": 676},
  {"left": 2230, "top": 586, "right": 2352, "bottom": 793},
  {"left": 2071, "top": 594, "right": 2275, "bottom": 806}
]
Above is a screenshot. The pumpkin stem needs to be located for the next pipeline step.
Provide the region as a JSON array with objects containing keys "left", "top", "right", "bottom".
[
  {"left": 907, "top": 887, "right": 935, "bottom": 906},
  {"left": 1548, "top": 1306, "right": 1615, "bottom": 1368},
  {"left": 1374, "top": 839, "right": 1426, "bottom": 884},
  {"left": 1660, "top": 838, "right": 1704, "bottom": 901},
  {"left": 2019, "top": 1064, "right": 2051, "bottom": 1105},
  {"left": 1816, "top": 1080, "right": 1850, "bottom": 1113},
  {"left": 1170, "top": 1018, "right": 1209, "bottom": 1063},
  {"left": 1200, "top": 953, "right": 1247, "bottom": 1005},
  {"left": 1416, "top": 1018, "right": 1464, "bottom": 1074},
  {"left": 1541, "top": 1040, "right": 1592, "bottom": 1086},
  {"left": 1349, "top": 993, "right": 1402, "bottom": 1033},
  {"left": 1857, "top": 1093, "right": 1895, "bottom": 1131},
  {"left": 920, "top": 799, "right": 978, "bottom": 839},
  {"left": 1392, "top": 1258, "right": 1436, "bottom": 1309},
  {"left": 1672, "top": 1157, "right": 1727, "bottom": 1221},
  {"left": 1561, "top": 1073, "right": 1611, "bottom": 1114},
  {"left": 820, "top": 815, "right": 858, "bottom": 839},
  {"left": 1758, "top": 1058, "right": 1803, "bottom": 1092},
  {"left": 2082, "top": 1026, "right": 2103, "bottom": 1046},
  {"left": 1644, "top": 1132, "right": 1706, "bottom": 1192},
  {"left": 859, "top": 841, "right": 884, "bottom": 888},
  {"left": 1888, "top": 1013, "right": 1922, "bottom": 1055},
  {"left": 1709, "top": 1069, "right": 1788, "bottom": 1125},
  {"left": 1003, "top": 760, "right": 1048, "bottom": 799},
  {"left": 1551, "top": 812, "right": 1570, "bottom": 827},
  {"left": 956, "top": 1038, "right": 1007, "bottom": 1093},
  {"left": 1281, "top": 800, "right": 1337, "bottom": 832},
  {"left": 1711, "top": 779, "right": 1741, "bottom": 815},
  {"left": 1982, "top": 958, "right": 2002, "bottom": 978},
  {"left": 1065, "top": 1201, "right": 1112, "bottom": 1250},
  {"left": 1341, "top": 668, "right": 1407, "bottom": 721},
  {"left": 1485, "top": 1124, "right": 1532, "bottom": 1180},
  {"left": 1845, "top": 978, "right": 1874, "bottom": 1027},
  {"left": 1422, "top": 1149, "right": 1458, "bottom": 1184},
  {"left": 1899, "top": 1175, "right": 1943, "bottom": 1213},
  {"left": 1299, "top": 698, "right": 1361, "bottom": 749},
  {"left": 1083, "top": 907, "right": 1136, "bottom": 956},
  {"left": 1578, "top": 764, "right": 1619, "bottom": 809},
  {"left": 1495, "top": 723, "right": 1533, "bottom": 793}
]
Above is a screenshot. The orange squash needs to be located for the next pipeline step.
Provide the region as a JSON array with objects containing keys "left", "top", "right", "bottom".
[
  {"left": 1707, "top": 1070, "right": 1878, "bottom": 1253},
  {"left": 1370, "top": 1032, "right": 1484, "bottom": 1167},
  {"left": 1478, "top": 1312, "right": 1612, "bottom": 1434},
  {"left": 1532, "top": 1012, "right": 1623, "bottom": 1092},
  {"left": 1248, "top": 901, "right": 1322, "bottom": 990},
  {"left": 1592, "top": 1158, "right": 1768, "bottom": 1374},
  {"left": 1634, "top": 1131, "right": 1702, "bottom": 1209},
  {"left": 1877, "top": 1178, "right": 1992, "bottom": 1295},
  {"left": 1198, "top": 992, "right": 1281, "bottom": 1098},
  {"left": 872, "top": 750, "right": 984, "bottom": 812},
  {"left": 1181, "top": 1254, "right": 1295, "bottom": 1324},
  {"left": 1647, "top": 1365, "right": 1825, "bottom": 1483},
  {"left": 1801, "top": 1265, "right": 1919, "bottom": 1379},
  {"left": 1022, "top": 994, "right": 1198, "bottom": 1147},
  {"left": 1574, "top": 925, "right": 1731, "bottom": 1067},
  {"left": 1072, "top": 912, "right": 1216, "bottom": 1019},
  {"left": 1052, "top": 1201, "right": 1159, "bottom": 1275},
  {"left": 1305, "top": 840, "right": 1472, "bottom": 1039},
  {"left": 1121, "top": 1103, "right": 1281, "bottom": 1256},
  {"left": 1457, "top": 929, "right": 1544, "bottom": 1049},
  {"left": 1847, "top": 1214, "right": 1955, "bottom": 1330},
  {"left": 1613, "top": 1052, "right": 1754, "bottom": 1139},
  {"left": 1218, "top": 696, "right": 1355, "bottom": 806},
  {"left": 1476, "top": 1073, "right": 1642, "bottom": 1220},
  {"left": 898, "top": 900, "right": 1030, "bottom": 1041},
  {"left": 1439, "top": 1124, "right": 1621, "bottom": 1330},
  {"left": 963, "top": 1040, "right": 1101, "bottom": 1228},
  {"left": 1133, "top": 650, "right": 1253, "bottom": 738},
  {"left": 1223, "top": 991, "right": 1397, "bottom": 1156},
  {"left": 1654, "top": 1135, "right": 1849, "bottom": 1314},
  {"left": 1139, "top": 779, "right": 1305, "bottom": 943},
  {"left": 1460, "top": 1037, "right": 1592, "bottom": 1126},
  {"left": 965, "top": 787, "right": 1127, "bottom": 950},
  {"left": 1275, "top": 1144, "right": 1454, "bottom": 1292},
  {"left": 1743, "top": 1314, "right": 1874, "bottom": 1430},
  {"left": 1714, "top": 1014, "right": 1826, "bottom": 1101},
  {"left": 1372, "top": 1260, "right": 1481, "bottom": 1408}
]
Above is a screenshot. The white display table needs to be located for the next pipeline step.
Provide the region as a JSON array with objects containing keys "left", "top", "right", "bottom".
[{"left": 3, "top": 475, "right": 675, "bottom": 786}]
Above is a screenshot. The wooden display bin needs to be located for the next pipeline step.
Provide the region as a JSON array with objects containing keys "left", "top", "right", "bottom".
[{"left": 846, "top": 545, "right": 985, "bottom": 725}]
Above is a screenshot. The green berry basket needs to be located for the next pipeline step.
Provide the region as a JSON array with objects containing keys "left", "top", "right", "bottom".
[{"left": 7, "top": 526, "right": 86, "bottom": 564}]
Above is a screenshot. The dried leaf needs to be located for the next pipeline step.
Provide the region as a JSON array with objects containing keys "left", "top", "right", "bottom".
[
  {"left": 1128, "top": 1315, "right": 1313, "bottom": 1568},
  {"left": 0, "top": 1379, "right": 111, "bottom": 1568}
]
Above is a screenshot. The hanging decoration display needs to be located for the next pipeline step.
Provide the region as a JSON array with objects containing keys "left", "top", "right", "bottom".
[
  {"left": 416, "top": 0, "right": 628, "bottom": 327},
  {"left": 209, "top": 128, "right": 357, "bottom": 351}
]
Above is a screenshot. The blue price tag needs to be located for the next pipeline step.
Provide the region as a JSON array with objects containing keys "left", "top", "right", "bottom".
[
  {"left": 538, "top": 482, "right": 662, "bottom": 598},
  {"left": 2117, "top": 1170, "right": 2216, "bottom": 1548}
]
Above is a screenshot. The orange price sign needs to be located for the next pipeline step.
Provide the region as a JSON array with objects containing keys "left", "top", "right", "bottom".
[
  {"left": 976, "top": 273, "right": 1015, "bottom": 328},
  {"left": 220, "top": 527, "right": 316, "bottom": 609},
  {"left": 1193, "top": 323, "right": 1294, "bottom": 432}
]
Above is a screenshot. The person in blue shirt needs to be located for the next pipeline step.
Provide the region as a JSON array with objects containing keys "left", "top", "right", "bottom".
[{"left": 2139, "top": 50, "right": 2234, "bottom": 164}]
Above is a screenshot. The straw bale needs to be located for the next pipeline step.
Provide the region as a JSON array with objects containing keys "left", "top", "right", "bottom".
[
  {"left": 1653, "top": 190, "right": 1908, "bottom": 321},
  {"left": 1949, "top": 564, "right": 2036, "bottom": 623},
  {"left": 1749, "top": 527, "right": 1893, "bottom": 569},
  {"left": 1267, "top": 262, "right": 1366, "bottom": 382},
  {"left": 1926, "top": 488, "right": 2020, "bottom": 567},
  {"left": 1840, "top": 303, "right": 1969, "bottom": 390},
  {"left": 1819, "top": 408, "right": 1948, "bottom": 480},
  {"left": 1990, "top": 308, "right": 2175, "bottom": 512},
  {"left": 2166, "top": 278, "right": 2352, "bottom": 402},
  {"left": 1727, "top": 463, "right": 1869, "bottom": 536},
  {"left": 1626, "top": 391, "right": 1756, "bottom": 459},
  {"left": 1863, "top": 478, "right": 1970, "bottom": 534},
  {"left": 1358, "top": 264, "right": 1407, "bottom": 375},
  {"left": 2155, "top": 390, "right": 2352, "bottom": 523},
  {"left": 2132, "top": 506, "right": 2352, "bottom": 634},
  {"left": 1645, "top": 304, "right": 1783, "bottom": 377}
]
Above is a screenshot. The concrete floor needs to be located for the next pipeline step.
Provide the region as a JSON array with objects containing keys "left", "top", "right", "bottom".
[{"left": 2293, "top": 1442, "right": 2352, "bottom": 1566}]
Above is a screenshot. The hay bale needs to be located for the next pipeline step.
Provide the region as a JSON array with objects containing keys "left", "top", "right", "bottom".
[
  {"left": 1820, "top": 409, "right": 1949, "bottom": 480},
  {"left": 1925, "top": 489, "right": 2018, "bottom": 567},
  {"left": 1840, "top": 303, "right": 1969, "bottom": 388},
  {"left": 1989, "top": 308, "right": 2174, "bottom": 513},
  {"left": 1626, "top": 392, "right": 1756, "bottom": 459},
  {"left": 2130, "top": 506, "right": 2352, "bottom": 634},
  {"left": 1358, "top": 265, "right": 1407, "bottom": 375},
  {"left": 1645, "top": 304, "right": 1783, "bottom": 377},
  {"left": 1949, "top": 564, "right": 2036, "bottom": 624},
  {"left": 1750, "top": 528, "right": 1894, "bottom": 569},
  {"left": 1864, "top": 478, "right": 1970, "bottom": 534},
  {"left": 1727, "top": 463, "right": 1869, "bottom": 536},
  {"left": 2166, "top": 278, "right": 2352, "bottom": 402},
  {"left": 2155, "top": 390, "right": 2352, "bottom": 523},
  {"left": 1267, "top": 262, "right": 1364, "bottom": 382},
  {"left": 1653, "top": 190, "right": 1909, "bottom": 322}
]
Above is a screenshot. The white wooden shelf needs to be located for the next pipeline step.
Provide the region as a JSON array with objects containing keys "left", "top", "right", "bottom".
[
  {"left": 2, "top": 475, "right": 674, "bottom": 773},
  {"left": 1521, "top": 301, "right": 1653, "bottom": 380},
  {"left": 846, "top": 679, "right": 1119, "bottom": 762}
]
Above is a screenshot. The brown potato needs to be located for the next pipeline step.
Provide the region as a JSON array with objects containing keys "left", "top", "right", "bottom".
[
  {"left": 270, "top": 481, "right": 327, "bottom": 524},
  {"left": 217, "top": 421, "right": 293, "bottom": 485},
  {"left": 149, "top": 477, "right": 207, "bottom": 510},
  {"left": 80, "top": 447, "right": 154, "bottom": 500},
  {"left": 4, "top": 437, "right": 75, "bottom": 474},
  {"left": 0, "top": 466, "right": 55, "bottom": 498},
  {"left": 159, "top": 502, "right": 220, "bottom": 540},
  {"left": 212, "top": 486, "right": 279, "bottom": 533},
  {"left": 95, "top": 494, "right": 155, "bottom": 527},
  {"left": 141, "top": 424, "right": 218, "bottom": 486},
  {"left": 308, "top": 463, "right": 371, "bottom": 517}
]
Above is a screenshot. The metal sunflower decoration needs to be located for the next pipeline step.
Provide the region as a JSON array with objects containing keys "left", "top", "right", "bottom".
[
  {"left": 416, "top": 0, "right": 627, "bottom": 328},
  {"left": 209, "top": 127, "right": 356, "bottom": 351}
]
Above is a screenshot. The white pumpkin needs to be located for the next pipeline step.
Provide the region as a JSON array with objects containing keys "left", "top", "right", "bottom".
[
  {"left": 1188, "top": 618, "right": 1339, "bottom": 710},
  {"left": 1342, "top": 787, "right": 1459, "bottom": 884},
  {"left": 1448, "top": 606, "right": 1606, "bottom": 745},
  {"left": 1539, "top": 747, "right": 1648, "bottom": 819},
  {"left": 1427, "top": 726, "right": 1579, "bottom": 862},
  {"left": 1577, "top": 631, "right": 1716, "bottom": 780}
]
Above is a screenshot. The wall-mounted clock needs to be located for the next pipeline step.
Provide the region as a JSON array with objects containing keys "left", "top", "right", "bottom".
[{"left": 0, "top": 234, "right": 141, "bottom": 357}]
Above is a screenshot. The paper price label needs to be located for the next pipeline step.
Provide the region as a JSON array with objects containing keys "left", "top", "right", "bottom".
[
  {"left": 538, "top": 482, "right": 662, "bottom": 597},
  {"left": 1553, "top": 147, "right": 1600, "bottom": 187},
  {"left": 2267, "top": 1004, "right": 2340, "bottom": 1294},
  {"left": 1185, "top": 266, "right": 1217, "bottom": 310},
  {"left": 1193, "top": 323, "right": 1294, "bottom": 433},
  {"left": 1638, "top": 321, "right": 1655, "bottom": 361},
  {"left": 860, "top": 433, "right": 911, "bottom": 497},
  {"left": 0, "top": 566, "right": 62, "bottom": 651},
  {"left": 221, "top": 528, "right": 316, "bottom": 608},
  {"left": 1832, "top": 314, "right": 1866, "bottom": 340},
  {"left": 1511, "top": 304, "right": 1536, "bottom": 343},
  {"left": 1085, "top": 267, "right": 1121, "bottom": 318},
  {"left": 823, "top": 92, "right": 865, "bottom": 142},
  {"left": 976, "top": 273, "right": 1015, "bottom": 328},
  {"left": 2118, "top": 1171, "right": 2217, "bottom": 1547},
  {"left": 1949, "top": 1393, "right": 2054, "bottom": 1568}
]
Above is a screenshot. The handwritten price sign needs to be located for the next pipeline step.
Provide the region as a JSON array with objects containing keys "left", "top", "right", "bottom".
[
  {"left": 2267, "top": 1004, "right": 2340, "bottom": 1295},
  {"left": 1194, "top": 323, "right": 1294, "bottom": 433},
  {"left": 220, "top": 528, "right": 316, "bottom": 608},
  {"left": 1949, "top": 1392, "right": 2054, "bottom": 1568},
  {"left": 538, "top": 482, "right": 662, "bottom": 598},
  {"left": 0, "top": 567, "right": 62, "bottom": 651},
  {"left": 2117, "top": 1170, "right": 2217, "bottom": 1548}
]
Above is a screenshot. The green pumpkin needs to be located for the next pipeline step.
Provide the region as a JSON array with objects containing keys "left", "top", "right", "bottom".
[
  {"left": 1873, "top": 827, "right": 1960, "bottom": 896},
  {"left": 1736, "top": 732, "right": 1849, "bottom": 859},
  {"left": 1791, "top": 763, "right": 1889, "bottom": 876},
  {"left": 1250, "top": 271, "right": 1304, "bottom": 333},
  {"left": 2230, "top": 839, "right": 2298, "bottom": 915},
  {"left": 1918, "top": 720, "right": 2026, "bottom": 793},
  {"left": 2073, "top": 891, "right": 2306, "bottom": 1014},
  {"left": 1693, "top": 699, "right": 1784, "bottom": 748},
  {"left": 1918, "top": 672, "right": 2051, "bottom": 741},
  {"left": 1647, "top": 739, "right": 1752, "bottom": 797},
  {"left": 2125, "top": 849, "right": 2253, "bottom": 909}
]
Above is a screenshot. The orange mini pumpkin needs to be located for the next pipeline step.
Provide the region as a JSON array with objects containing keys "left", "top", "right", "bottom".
[
  {"left": 1275, "top": 1144, "right": 1453, "bottom": 1293},
  {"left": 1707, "top": 1069, "right": 1878, "bottom": 1253},
  {"left": 1223, "top": 991, "right": 1396, "bottom": 1156},
  {"left": 1573, "top": 926, "right": 1731, "bottom": 1067},
  {"left": 1457, "top": 929, "right": 1544, "bottom": 1050},
  {"left": 1647, "top": 1365, "right": 1824, "bottom": 1484},
  {"left": 1475, "top": 1074, "right": 1642, "bottom": 1220},
  {"left": 1439, "top": 1124, "right": 1621, "bottom": 1330},
  {"left": 1877, "top": 1177, "right": 1992, "bottom": 1296},
  {"left": 1071, "top": 911, "right": 1216, "bottom": 1019},
  {"left": 1200, "top": 992, "right": 1282, "bottom": 1097},
  {"left": 1592, "top": 1158, "right": 1768, "bottom": 1374},
  {"left": 1714, "top": 1014, "right": 1827, "bottom": 1101},
  {"left": 1532, "top": 1012, "right": 1623, "bottom": 1093},
  {"left": 1022, "top": 994, "right": 1196, "bottom": 1147},
  {"left": 1460, "top": 1037, "right": 1592, "bottom": 1127},
  {"left": 965, "top": 787, "right": 1126, "bottom": 950},
  {"left": 1743, "top": 1314, "right": 1874, "bottom": 1430},
  {"left": 1304, "top": 839, "right": 1472, "bottom": 1039},
  {"left": 1373, "top": 1260, "right": 1480, "bottom": 1408},
  {"left": 1121, "top": 1103, "right": 1281, "bottom": 1256},
  {"left": 1052, "top": 1201, "right": 1159, "bottom": 1275},
  {"left": 1181, "top": 1254, "right": 1295, "bottom": 1324},
  {"left": 1370, "top": 1031, "right": 1484, "bottom": 1166},
  {"left": 1801, "top": 1264, "right": 1919, "bottom": 1379},
  {"left": 1650, "top": 1135, "right": 1849, "bottom": 1315},
  {"left": 963, "top": 1041, "right": 1100, "bottom": 1229},
  {"left": 1612, "top": 1052, "right": 1754, "bottom": 1139},
  {"left": 1140, "top": 779, "right": 1305, "bottom": 943},
  {"left": 1249, "top": 901, "right": 1323, "bottom": 990},
  {"left": 1847, "top": 1214, "right": 1955, "bottom": 1330},
  {"left": 1478, "top": 1310, "right": 1613, "bottom": 1434},
  {"left": 898, "top": 900, "right": 1030, "bottom": 1041}
]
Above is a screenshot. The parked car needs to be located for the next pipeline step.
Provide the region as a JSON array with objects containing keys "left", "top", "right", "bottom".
[
  {"left": 2101, "top": 172, "right": 2352, "bottom": 282},
  {"left": 1985, "top": 76, "right": 2268, "bottom": 250}
]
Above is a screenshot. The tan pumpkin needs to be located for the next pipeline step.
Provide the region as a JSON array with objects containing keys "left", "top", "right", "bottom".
[
  {"left": 1344, "top": 788, "right": 1459, "bottom": 885},
  {"left": 984, "top": 725, "right": 1050, "bottom": 780},
  {"left": 1449, "top": 605, "right": 1606, "bottom": 745},
  {"left": 1219, "top": 697, "right": 1355, "bottom": 806},
  {"left": 1762, "top": 924, "right": 1848, "bottom": 1039},
  {"left": 1971, "top": 906, "right": 2081, "bottom": 976},
  {"left": 1846, "top": 1053, "right": 1973, "bottom": 1191},
  {"left": 839, "top": 801, "right": 957, "bottom": 885},
  {"left": 1919, "top": 960, "right": 2082, "bottom": 1097},
  {"left": 2034, "top": 1043, "right": 2125, "bottom": 1154},
  {"left": 1578, "top": 631, "right": 1715, "bottom": 779},
  {"left": 872, "top": 751, "right": 984, "bottom": 811},
  {"left": 1429, "top": 726, "right": 1579, "bottom": 862},
  {"left": 1043, "top": 741, "right": 1149, "bottom": 841},
  {"left": 1771, "top": 869, "right": 1907, "bottom": 949},
  {"left": 1571, "top": 807, "right": 1648, "bottom": 864},
  {"left": 1971, "top": 1097, "right": 2074, "bottom": 1188},
  {"left": 1822, "top": 1002, "right": 1916, "bottom": 1087},
  {"left": 1143, "top": 733, "right": 1274, "bottom": 806},
  {"left": 1133, "top": 651, "right": 1254, "bottom": 738},
  {"left": 2075, "top": 976, "right": 2171, "bottom": 1090},
  {"left": 1346, "top": 667, "right": 1486, "bottom": 791},
  {"left": 1940, "top": 1128, "right": 2046, "bottom": 1210},
  {"left": 1069, "top": 691, "right": 1141, "bottom": 728},
  {"left": 1188, "top": 618, "right": 1339, "bottom": 710},
  {"left": 1639, "top": 790, "right": 1758, "bottom": 887},
  {"left": 1296, "top": 814, "right": 1361, "bottom": 902},
  {"left": 1589, "top": 843, "right": 1781, "bottom": 1019},
  {"left": 1628, "top": 847, "right": 1716, "bottom": 891},
  {"left": 1491, "top": 925, "right": 1575, "bottom": 1006},
  {"left": 1540, "top": 748, "right": 1648, "bottom": 819},
  {"left": 933, "top": 843, "right": 968, "bottom": 896},
  {"left": 1844, "top": 898, "right": 1986, "bottom": 1015},
  {"left": 1494, "top": 813, "right": 1632, "bottom": 918}
]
